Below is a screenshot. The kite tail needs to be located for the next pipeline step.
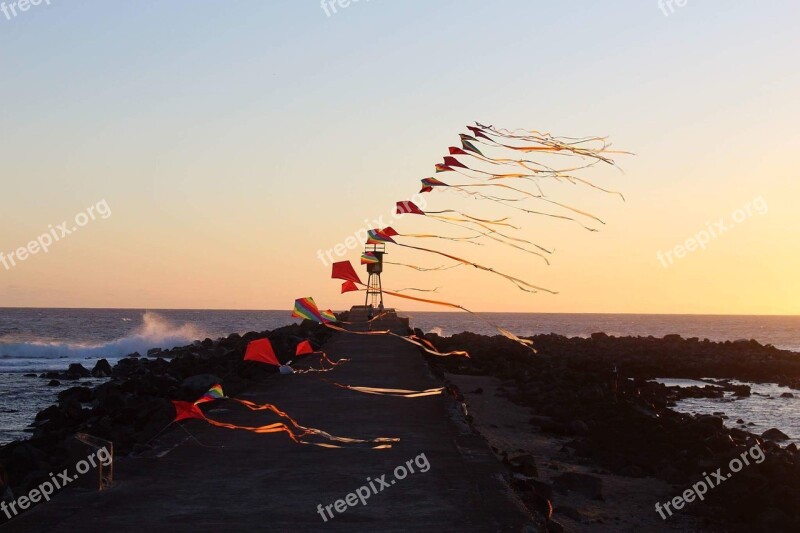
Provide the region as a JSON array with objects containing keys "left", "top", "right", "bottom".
[
  {"left": 395, "top": 243, "right": 556, "bottom": 295},
  {"left": 322, "top": 322, "right": 470, "bottom": 357},
  {"left": 462, "top": 190, "right": 600, "bottom": 232},
  {"left": 558, "top": 174, "right": 626, "bottom": 201},
  {"left": 292, "top": 352, "right": 351, "bottom": 373},
  {"left": 411, "top": 215, "right": 551, "bottom": 263},
  {"left": 435, "top": 168, "right": 608, "bottom": 223},
  {"left": 322, "top": 380, "right": 446, "bottom": 398},
  {"left": 380, "top": 289, "right": 535, "bottom": 351},
  {"left": 429, "top": 184, "right": 598, "bottom": 231},
  {"left": 393, "top": 286, "right": 441, "bottom": 293},
  {"left": 384, "top": 261, "right": 464, "bottom": 272},
  {"left": 219, "top": 398, "right": 397, "bottom": 448},
  {"left": 394, "top": 231, "right": 483, "bottom": 245},
  {"left": 469, "top": 124, "right": 621, "bottom": 164},
  {"left": 425, "top": 211, "right": 518, "bottom": 229}
]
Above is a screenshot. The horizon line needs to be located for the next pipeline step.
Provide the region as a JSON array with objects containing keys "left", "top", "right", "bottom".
[{"left": 0, "top": 306, "right": 797, "bottom": 318}]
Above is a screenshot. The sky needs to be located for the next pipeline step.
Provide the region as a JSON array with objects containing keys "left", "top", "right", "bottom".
[{"left": 0, "top": 1, "right": 798, "bottom": 314}]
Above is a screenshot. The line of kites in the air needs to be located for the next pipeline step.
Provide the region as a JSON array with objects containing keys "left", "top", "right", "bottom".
[{"left": 286, "top": 123, "right": 625, "bottom": 352}]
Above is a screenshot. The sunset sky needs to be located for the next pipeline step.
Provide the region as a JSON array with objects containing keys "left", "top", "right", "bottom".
[{"left": 1, "top": 1, "right": 798, "bottom": 314}]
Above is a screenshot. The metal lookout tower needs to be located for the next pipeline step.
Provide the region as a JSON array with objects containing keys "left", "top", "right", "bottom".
[{"left": 364, "top": 243, "right": 385, "bottom": 308}]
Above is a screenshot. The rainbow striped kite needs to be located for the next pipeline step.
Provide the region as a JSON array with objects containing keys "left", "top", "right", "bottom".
[
  {"left": 320, "top": 309, "right": 337, "bottom": 323},
  {"left": 292, "top": 297, "right": 325, "bottom": 323},
  {"left": 361, "top": 252, "right": 379, "bottom": 265},
  {"left": 366, "top": 229, "right": 395, "bottom": 244},
  {"left": 195, "top": 384, "right": 225, "bottom": 405}
]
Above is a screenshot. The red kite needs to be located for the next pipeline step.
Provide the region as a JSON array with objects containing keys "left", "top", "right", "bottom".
[
  {"left": 341, "top": 280, "right": 359, "bottom": 293},
  {"left": 296, "top": 340, "right": 314, "bottom": 356},
  {"left": 245, "top": 338, "right": 280, "bottom": 366},
  {"left": 331, "top": 261, "right": 363, "bottom": 285}
]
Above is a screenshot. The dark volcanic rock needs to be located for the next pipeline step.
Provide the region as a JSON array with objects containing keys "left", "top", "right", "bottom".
[
  {"left": 762, "top": 428, "right": 790, "bottom": 441},
  {"left": 66, "top": 363, "right": 91, "bottom": 378},
  {"left": 91, "top": 359, "right": 113, "bottom": 377},
  {"left": 58, "top": 386, "right": 93, "bottom": 403}
]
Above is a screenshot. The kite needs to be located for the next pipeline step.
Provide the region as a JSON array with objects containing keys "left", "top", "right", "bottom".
[
  {"left": 341, "top": 280, "right": 360, "bottom": 293},
  {"left": 244, "top": 338, "right": 280, "bottom": 366},
  {"left": 366, "top": 229, "right": 396, "bottom": 244},
  {"left": 291, "top": 297, "right": 335, "bottom": 324},
  {"left": 434, "top": 124, "right": 628, "bottom": 202},
  {"left": 361, "top": 252, "right": 379, "bottom": 265},
  {"left": 174, "top": 400, "right": 206, "bottom": 422},
  {"left": 331, "top": 261, "right": 363, "bottom": 284},
  {"left": 295, "top": 340, "right": 315, "bottom": 356},
  {"left": 195, "top": 384, "right": 225, "bottom": 405},
  {"left": 292, "top": 297, "right": 325, "bottom": 322}
]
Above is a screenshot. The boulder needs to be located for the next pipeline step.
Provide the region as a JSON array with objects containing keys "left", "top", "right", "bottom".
[
  {"left": 91, "top": 359, "right": 113, "bottom": 378},
  {"left": 58, "top": 386, "right": 93, "bottom": 403},
  {"left": 66, "top": 363, "right": 91, "bottom": 378},
  {"left": 761, "top": 428, "right": 790, "bottom": 441},
  {"left": 696, "top": 415, "right": 724, "bottom": 431}
]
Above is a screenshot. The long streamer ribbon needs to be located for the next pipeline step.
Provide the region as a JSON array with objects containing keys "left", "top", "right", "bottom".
[
  {"left": 323, "top": 381, "right": 445, "bottom": 398},
  {"left": 176, "top": 396, "right": 397, "bottom": 449},
  {"left": 394, "top": 242, "right": 556, "bottom": 295}
]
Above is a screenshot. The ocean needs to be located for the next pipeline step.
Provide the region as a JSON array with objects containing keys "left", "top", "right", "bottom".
[{"left": 1, "top": 309, "right": 799, "bottom": 443}]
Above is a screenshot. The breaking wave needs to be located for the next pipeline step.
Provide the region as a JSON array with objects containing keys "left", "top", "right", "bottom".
[{"left": 0, "top": 312, "right": 208, "bottom": 372}]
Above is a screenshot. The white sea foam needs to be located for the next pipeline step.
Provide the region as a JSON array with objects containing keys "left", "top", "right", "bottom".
[{"left": 0, "top": 312, "right": 207, "bottom": 371}]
